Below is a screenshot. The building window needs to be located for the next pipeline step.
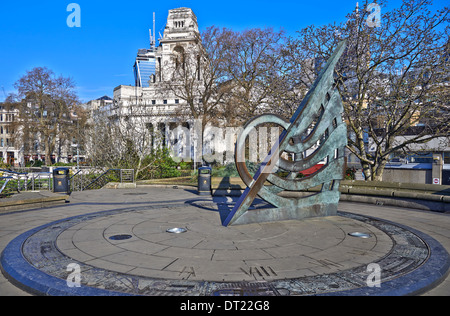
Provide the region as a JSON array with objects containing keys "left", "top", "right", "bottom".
[
  {"left": 152, "top": 100, "right": 156, "bottom": 105},
  {"left": 173, "top": 46, "right": 186, "bottom": 70},
  {"left": 197, "top": 55, "right": 201, "bottom": 80},
  {"left": 175, "top": 99, "right": 179, "bottom": 104},
  {"left": 444, "top": 152, "right": 450, "bottom": 164},
  {"left": 163, "top": 100, "right": 168, "bottom": 105},
  {"left": 174, "top": 21, "right": 185, "bottom": 28}
]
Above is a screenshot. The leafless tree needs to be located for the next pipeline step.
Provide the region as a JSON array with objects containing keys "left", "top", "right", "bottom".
[
  {"left": 287, "top": 0, "right": 449, "bottom": 181},
  {"left": 86, "top": 96, "right": 168, "bottom": 180},
  {"left": 160, "top": 26, "right": 234, "bottom": 133},
  {"left": 12, "top": 67, "right": 86, "bottom": 165},
  {"left": 220, "top": 27, "right": 292, "bottom": 124}
]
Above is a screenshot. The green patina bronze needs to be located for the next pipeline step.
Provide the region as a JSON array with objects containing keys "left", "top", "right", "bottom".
[{"left": 223, "top": 40, "right": 348, "bottom": 226}]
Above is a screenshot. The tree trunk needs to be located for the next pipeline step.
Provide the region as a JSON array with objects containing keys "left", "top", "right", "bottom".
[
  {"left": 45, "top": 137, "right": 52, "bottom": 166},
  {"left": 361, "top": 162, "right": 372, "bottom": 181},
  {"left": 372, "top": 159, "right": 388, "bottom": 182}
]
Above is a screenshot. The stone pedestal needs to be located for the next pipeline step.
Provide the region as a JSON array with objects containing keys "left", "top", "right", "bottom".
[{"left": 432, "top": 153, "right": 443, "bottom": 185}]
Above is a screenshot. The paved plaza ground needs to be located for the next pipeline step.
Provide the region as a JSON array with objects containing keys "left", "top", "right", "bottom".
[{"left": 0, "top": 186, "right": 449, "bottom": 296}]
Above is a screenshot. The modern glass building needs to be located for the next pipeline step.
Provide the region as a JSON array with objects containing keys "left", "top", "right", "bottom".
[{"left": 133, "top": 48, "right": 157, "bottom": 88}]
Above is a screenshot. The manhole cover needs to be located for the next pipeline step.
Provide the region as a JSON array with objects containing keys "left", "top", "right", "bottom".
[{"left": 109, "top": 234, "right": 133, "bottom": 240}]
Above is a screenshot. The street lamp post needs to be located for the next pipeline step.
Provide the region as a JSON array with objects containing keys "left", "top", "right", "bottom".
[{"left": 71, "top": 144, "right": 79, "bottom": 171}]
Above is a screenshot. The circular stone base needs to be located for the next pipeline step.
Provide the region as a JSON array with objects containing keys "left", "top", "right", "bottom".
[{"left": 1, "top": 203, "right": 449, "bottom": 296}]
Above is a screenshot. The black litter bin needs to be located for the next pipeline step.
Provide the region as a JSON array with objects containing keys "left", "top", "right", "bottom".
[
  {"left": 53, "top": 168, "right": 70, "bottom": 194},
  {"left": 198, "top": 166, "right": 212, "bottom": 196}
]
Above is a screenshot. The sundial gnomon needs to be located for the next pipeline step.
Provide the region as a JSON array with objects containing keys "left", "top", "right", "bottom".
[{"left": 223, "top": 41, "right": 348, "bottom": 226}]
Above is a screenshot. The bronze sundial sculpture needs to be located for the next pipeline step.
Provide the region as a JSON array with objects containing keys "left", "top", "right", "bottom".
[{"left": 223, "top": 41, "right": 348, "bottom": 226}]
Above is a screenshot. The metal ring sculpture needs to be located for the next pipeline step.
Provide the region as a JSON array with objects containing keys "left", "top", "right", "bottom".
[{"left": 224, "top": 41, "right": 348, "bottom": 226}]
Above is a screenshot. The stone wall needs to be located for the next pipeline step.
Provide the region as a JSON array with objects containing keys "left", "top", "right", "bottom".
[{"left": 382, "top": 168, "right": 433, "bottom": 184}]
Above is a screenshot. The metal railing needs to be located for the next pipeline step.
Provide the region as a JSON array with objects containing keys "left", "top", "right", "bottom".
[
  {"left": 71, "top": 168, "right": 135, "bottom": 191},
  {"left": 27, "top": 172, "right": 53, "bottom": 191},
  {"left": 82, "top": 169, "right": 120, "bottom": 191},
  {"left": 69, "top": 170, "right": 84, "bottom": 192},
  {"left": 0, "top": 169, "right": 31, "bottom": 195},
  {"left": 120, "top": 169, "right": 135, "bottom": 183},
  {"left": 0, "top": 176, "right": 13, "bottom": 195},
  {"left": 0, "top": 168, "right": 135, "bottom": 196}
]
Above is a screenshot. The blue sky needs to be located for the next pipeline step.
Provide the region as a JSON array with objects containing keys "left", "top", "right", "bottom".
[{"left": 0, "top": 0, "right": 447, "bottom": 103}]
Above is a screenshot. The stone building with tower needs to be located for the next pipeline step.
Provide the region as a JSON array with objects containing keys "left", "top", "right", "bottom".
[{"left": 112, "top": 8, "right": 204, "bottom": 163}]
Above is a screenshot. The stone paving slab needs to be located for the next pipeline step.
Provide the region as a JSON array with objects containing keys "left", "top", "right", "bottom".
[{"left": 0, "top": 187, "right": 449, "bottom": 296}]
